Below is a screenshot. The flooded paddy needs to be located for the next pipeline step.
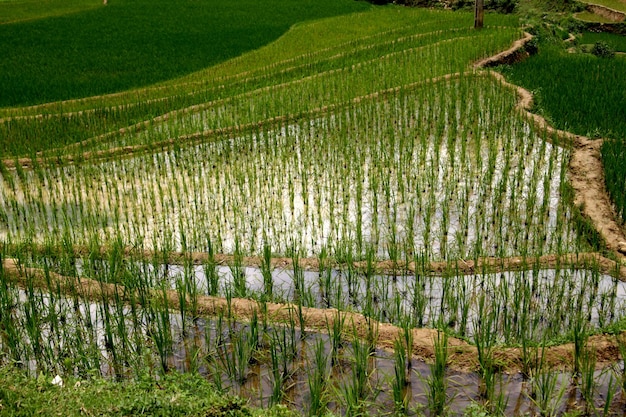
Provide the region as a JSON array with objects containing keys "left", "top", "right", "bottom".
[
  {"left": 1, "top": 271, "right": 624, "bottom": 416},
  {"left": 0, "top": 77, "right": 578, "bottom": 263}
]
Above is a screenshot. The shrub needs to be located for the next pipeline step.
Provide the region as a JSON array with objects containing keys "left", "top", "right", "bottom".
[
  {"left": 591, "top": 40, "right": 616, "bottom": 58},
  {"left": 524, "top": 37, "right": 539, "bottom": 55},
  {"left": 486, "top": 0, "right": 518, "bottom": 14},
  {"left": 561, "top": 17, "right": 587, "bottom": 34}
]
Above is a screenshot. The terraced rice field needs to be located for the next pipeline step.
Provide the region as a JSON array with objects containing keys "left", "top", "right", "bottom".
[{"left": 1, "top": 4, "right": 626, "bottom": 416}]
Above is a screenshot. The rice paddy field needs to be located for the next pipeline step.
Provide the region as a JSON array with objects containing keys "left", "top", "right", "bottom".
[
  {"left": 573, "top": 10, "right": 620, "bottom": 22},
  {"left": 579, "top": 31, "right": 626, "bottom": 52},
  {"left": 580, "top": 0, "right": 626, "bottom": 13},
  {"left": 501, "top": 42, "right": 626, "bottom": 227},
  {"left": 2, "top": 0, "right": 626, "bottom": 416}
]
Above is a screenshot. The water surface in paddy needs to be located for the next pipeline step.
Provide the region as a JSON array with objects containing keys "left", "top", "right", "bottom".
[
  {"left": 0, "top": 78, "right": 578, "bottom": 261},
  {"left": 151, "top": 263, "right": 626, "bottom": 343},
  {"left": 10, "top": 285, "right": 622, "bottom": 417}
]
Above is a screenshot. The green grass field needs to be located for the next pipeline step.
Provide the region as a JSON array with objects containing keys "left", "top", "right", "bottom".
[
  {"left": 579, "top": 30, "right": 626, "bottom": 51},
  {"left": 0, "top": 0, "right": 370, "bottom": 107}
]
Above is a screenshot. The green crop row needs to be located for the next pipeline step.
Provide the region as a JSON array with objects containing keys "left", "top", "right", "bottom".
[
  {"left": 501, "top": 43, "right": 626, "bottom": 224},
  {"left": 0, "top": 10, "right": 520, "bottom": 159}
]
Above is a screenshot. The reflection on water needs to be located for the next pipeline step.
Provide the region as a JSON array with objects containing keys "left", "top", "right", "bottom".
[
  {"left": 3, "top": 268, "right": 625, "bottom": 416},
  {"left": 157, "top": 263, "right": 626, "bottom": 343}
]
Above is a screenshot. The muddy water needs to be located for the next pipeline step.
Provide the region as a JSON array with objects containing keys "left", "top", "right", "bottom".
[
  {"left": 156, "top": 263, "right": 626, "bottom": 341},
  {"left": 169, "top": 318, "right": 623, "bottom": 416},
  {"left": 7, "top": 281, "right": 626, "bottom": 416}
]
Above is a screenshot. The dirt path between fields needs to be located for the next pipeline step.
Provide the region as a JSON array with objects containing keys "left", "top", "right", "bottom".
[{"left": 2, "top": 256, "right": 624, "bottom": 373}]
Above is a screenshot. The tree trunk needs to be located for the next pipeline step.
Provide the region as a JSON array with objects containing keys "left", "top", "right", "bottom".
[{"left": 474, "top": 0, "right": 484, "bottom": 29}]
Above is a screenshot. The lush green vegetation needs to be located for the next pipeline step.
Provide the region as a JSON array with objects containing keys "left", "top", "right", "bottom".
[
  {"left": 580, "top": 30, "right": 626, "bottom": 51},
  {"left": 580, "top": 0, "right": 626, "bottom": 12},
  {"left": 501, "top": 42, "right": 626, "bottom": 223},
  {"left": 3, "top": 0, "right": 626, "bottom": 414},
  {"left": 0, "top": 0, "right": 370, "bottom": 107},
  {"left": 0, "top": 364, "right": 295, "bottom": 417}
]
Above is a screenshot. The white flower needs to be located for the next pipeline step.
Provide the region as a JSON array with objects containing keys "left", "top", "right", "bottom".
[{"left": 51, "top": 375, "right": 63, "bottom": 387}]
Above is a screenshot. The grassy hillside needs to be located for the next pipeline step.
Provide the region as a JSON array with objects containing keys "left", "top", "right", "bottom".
[{"left": 0, "top": 0, "right": 371, "bottom": 107}]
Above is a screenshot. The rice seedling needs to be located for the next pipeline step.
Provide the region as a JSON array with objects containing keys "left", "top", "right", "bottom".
[
  {"left": 151, "top": 286, "right": 174, "bottom": 374},
  {"left": 260, "top": 243, "right": 273, "bottom": 301},
  {"left": 327, "top": 310, "right": 346, "bottom": 366},
  {"left": 419, "top": 329, "right": 450, "bottom": 417},
  {"left": 601, "top": 374, "right": 617, "bottom": 417},
  {"left": 216, "top": 323, "right": 255, "bottom": 385},
  {"left": 340, "top": 332, "right": 376, "bottom": 417},
  {"left": 268, "top": 336, "right": 287, "bottom": 407},
  {"left": 307, "top": 338, "right": 330, "bottom": 416},
  {"left": 572, "top": 308, "right": 590, "bottom": 378},
  {"left": 473, "top": 290, "right": 508, "bottom": 415},
  {"left": 203, "top": 238, "right": 220, "bottom": 296},
  {"left": 578, "top": 347, "right": 599, "bottom": 416},
  {"left": 391, "top": 337, "right": 411, "bottom": 414},
  {"left": 230, "top": 240, "right": 246, "bottom": 298},
  {"left": 529, "top": 367, "right": 567, "bottom": 417}
]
